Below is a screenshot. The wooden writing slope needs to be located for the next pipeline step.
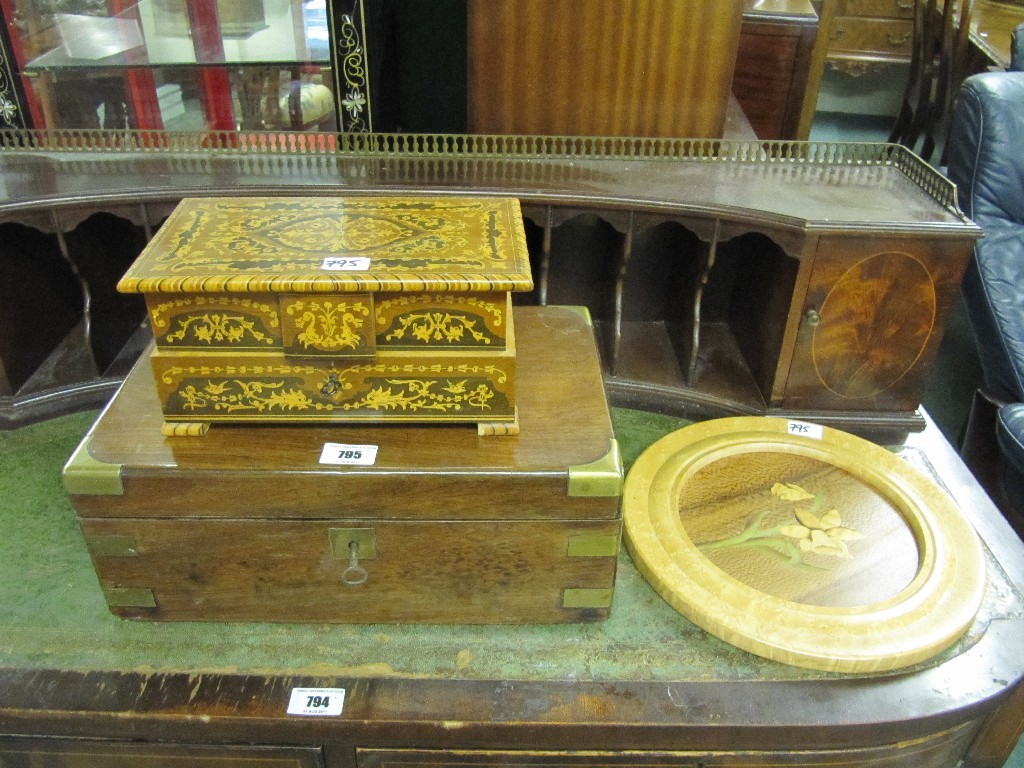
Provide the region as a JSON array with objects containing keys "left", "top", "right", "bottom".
[{"left": 63, "top": 307, "right": 622, "bottom": 624}]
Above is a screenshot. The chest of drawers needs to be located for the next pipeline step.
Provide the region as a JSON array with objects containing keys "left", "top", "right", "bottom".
[{"left": 828, "top": 0, "right": 916, "bottom": 74}]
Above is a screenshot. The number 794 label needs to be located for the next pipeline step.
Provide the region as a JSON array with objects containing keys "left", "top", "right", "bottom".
[{"left": 287, "top": 687, "right": 346, "bottom": 716}]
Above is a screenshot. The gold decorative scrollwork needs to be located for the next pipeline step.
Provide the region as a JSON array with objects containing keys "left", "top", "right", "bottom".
[
  {"left": 376, "top": 295, "right": 504, "bottom": 324},
  {"left": 336, "top": 3, "right": 371, "bottom": 133},
  {"left": 337, "top": 378, "right": 497, "bottom": 413},
  {"left": 160, "top": 363, "right": 317, "bottom": 385},
  {"left": 286, "top": 299, "right": 370, "bottom": 351},
  {"left": 317, "top": 363, "right": 509, "bottom": 413},
  {"left": 0, "top": 35, "right": 23, "bottom": 129},
  {"left": 165, "top": 313, "right": 276, "bottom": 345},
  {"left": 168, "top": 370, "right": 507, "bottom": 417},
  {"left": 150, "top": 296, "right": 279, "bottom": 330},
  {"left": 385, "top": 311, "right": 496, "bottom": 345},
  {"left": 178, "top": 380, "right": 314, "bottom": 413}
]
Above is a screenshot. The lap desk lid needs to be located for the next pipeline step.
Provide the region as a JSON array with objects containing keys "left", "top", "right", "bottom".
[
  {"left": 116, "top": 196, "right": 532, "bottom": 433},
  {"left": 63, "top": 306, "right": 624, "bottom": 624}
]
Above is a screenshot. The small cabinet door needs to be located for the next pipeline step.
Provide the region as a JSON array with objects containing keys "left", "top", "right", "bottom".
[{"left": 781, "top": 235, "right": 971, "bottom": 414}]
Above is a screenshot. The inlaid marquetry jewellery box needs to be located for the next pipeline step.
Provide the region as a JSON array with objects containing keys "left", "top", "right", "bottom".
[{"left": 117, "top": 196, "right": 532, "bottom": 436}]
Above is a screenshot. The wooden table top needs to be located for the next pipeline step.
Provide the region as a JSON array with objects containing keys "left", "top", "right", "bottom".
[
  {"left": 972, "top": 0, "right": 1024, "bottom": 69},
  {"left": 1, "top": 400, "right": 1022, "bottom": 747}
]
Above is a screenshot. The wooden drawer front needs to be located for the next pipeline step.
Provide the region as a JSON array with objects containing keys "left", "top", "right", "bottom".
[
  {"left": 279, "top": 293, "right": 375, "bottom": 356},
  {"left": 829, "top": 17, "right": 914, "bottom": 59},
  {"left": 0, "top": 738, "right": 322, "bottom": 767},
  {"left": 147, "top": 292, "right": 511, "bottom": 355},
  {"left": 147, "top": 293, "right": 284, "bottom": 351},
  {"left": 149, "top": 346, "right": 517, "bottom": 424},
  {"left": 375, "top": 292, "right": 510, "bottom": 351},
  {"left": 840, "top": 0, "right": 915, "bottom": 19},
  {"left": 80, "top": 518, "right": 621, "bottom": 623},
  {"left": 358, "top": 732, "right": 979, "bottom": 768},
  {"left": 782, "top": 237, "right": 970, "bottom": 412}
]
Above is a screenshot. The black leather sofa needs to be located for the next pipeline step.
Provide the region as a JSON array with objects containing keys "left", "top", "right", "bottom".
[{"left": 946, "top": 24, "right": 1024, "bottom": 525}]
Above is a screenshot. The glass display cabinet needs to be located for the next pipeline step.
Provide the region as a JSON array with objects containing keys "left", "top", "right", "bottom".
[
  {"left": 0, "top": 0, "right": 352, "bottom": 132},
  {"left": 0, "top": 0, "right": 827, "bottom": 139}
]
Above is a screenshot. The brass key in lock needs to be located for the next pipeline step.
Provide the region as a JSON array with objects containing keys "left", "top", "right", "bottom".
[
  {"left": 342, "top": 540, "right": 368, "bottom": 585},
  {"left": 329, "top": 528, "right": 376, "bottom": 586}
]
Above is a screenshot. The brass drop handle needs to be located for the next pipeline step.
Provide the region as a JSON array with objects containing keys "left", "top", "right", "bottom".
[
  {"left": 342, "top": 540, "right": 369, "bottom": 586},
  {"left": 887, "top": 31, "right": 912, "bottom": 46},
  {"left": 805, "top": 308, "right": 822, "bottom": 328},
  {"left": 895, "top": 0, "right": 914, "bottom": 9}
]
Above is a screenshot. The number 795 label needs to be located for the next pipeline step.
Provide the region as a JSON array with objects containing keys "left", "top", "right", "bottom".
[
  {"left": 319, "top": 443, "right": 379, "bottom": 466},
  {"left": 786, "top": 420, "right": 823, "bottom": 440},
  {"left": 287, "top": 687, "right": 346, "bottom": 716},
  {"left": 321, "top": 256, "right": 370, "bottom": 271}
]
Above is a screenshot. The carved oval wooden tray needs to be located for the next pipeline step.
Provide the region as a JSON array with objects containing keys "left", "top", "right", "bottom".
[{"left": 623, "top": 417, "right": 987, "bottom": 673}]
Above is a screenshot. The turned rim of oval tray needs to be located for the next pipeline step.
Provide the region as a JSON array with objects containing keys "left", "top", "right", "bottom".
[{"left": 622, "top": 416, "right": 987, "bottom": 674}]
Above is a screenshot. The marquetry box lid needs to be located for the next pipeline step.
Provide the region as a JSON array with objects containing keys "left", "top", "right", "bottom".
[
  {"left": 63, "top": 306, "right": 623, "bottom": 624},
  {"left": 119, "top": 196, "right": 532, "bottom": 297},
  {"left": 116, "top": 196, "right": 532, "bottom": 433}
]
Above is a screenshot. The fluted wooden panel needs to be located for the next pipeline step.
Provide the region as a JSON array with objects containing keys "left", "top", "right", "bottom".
[{"left": 468, "top": 0, "right": 745, "bottom": 138}]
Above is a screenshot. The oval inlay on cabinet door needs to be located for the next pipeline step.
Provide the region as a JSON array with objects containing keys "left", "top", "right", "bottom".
[
  {"left": 623, "top": 417, "right": 986, "bottom": 673},
  {"left": 812, "top": 251, "right": 936, "bottom": 399}
]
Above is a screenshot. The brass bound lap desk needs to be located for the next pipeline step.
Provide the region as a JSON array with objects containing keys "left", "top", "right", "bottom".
[{"left": 63, "top": 306, "right": 623, "bottom": 624}]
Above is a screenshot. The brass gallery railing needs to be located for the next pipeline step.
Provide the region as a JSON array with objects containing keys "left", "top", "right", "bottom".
[
  {"left": 0, "top": 127, "right": 914, "bottom": 159},
  {"left": 0, "top": 128, "right": 962, "bottom": 215}
]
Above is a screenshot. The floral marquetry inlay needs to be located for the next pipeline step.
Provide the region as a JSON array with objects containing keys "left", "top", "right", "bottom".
[
  {"left": 158, "top": 359, "right": 514, "bottom": 421},
  {"left": 386, "top": 311, "right": 499, "bottom": 346},
  {"left": 698, "top": 482, "right": 864, "bottom": 568},
  {"left": 284, "top": 299, "right": 371, "bottom": 353},
  {"left": 149, "top": 296, "right": 281, "bottom": 348},
  {"left": 376, "top": 294, "right": 506, "bottom": 348}
]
